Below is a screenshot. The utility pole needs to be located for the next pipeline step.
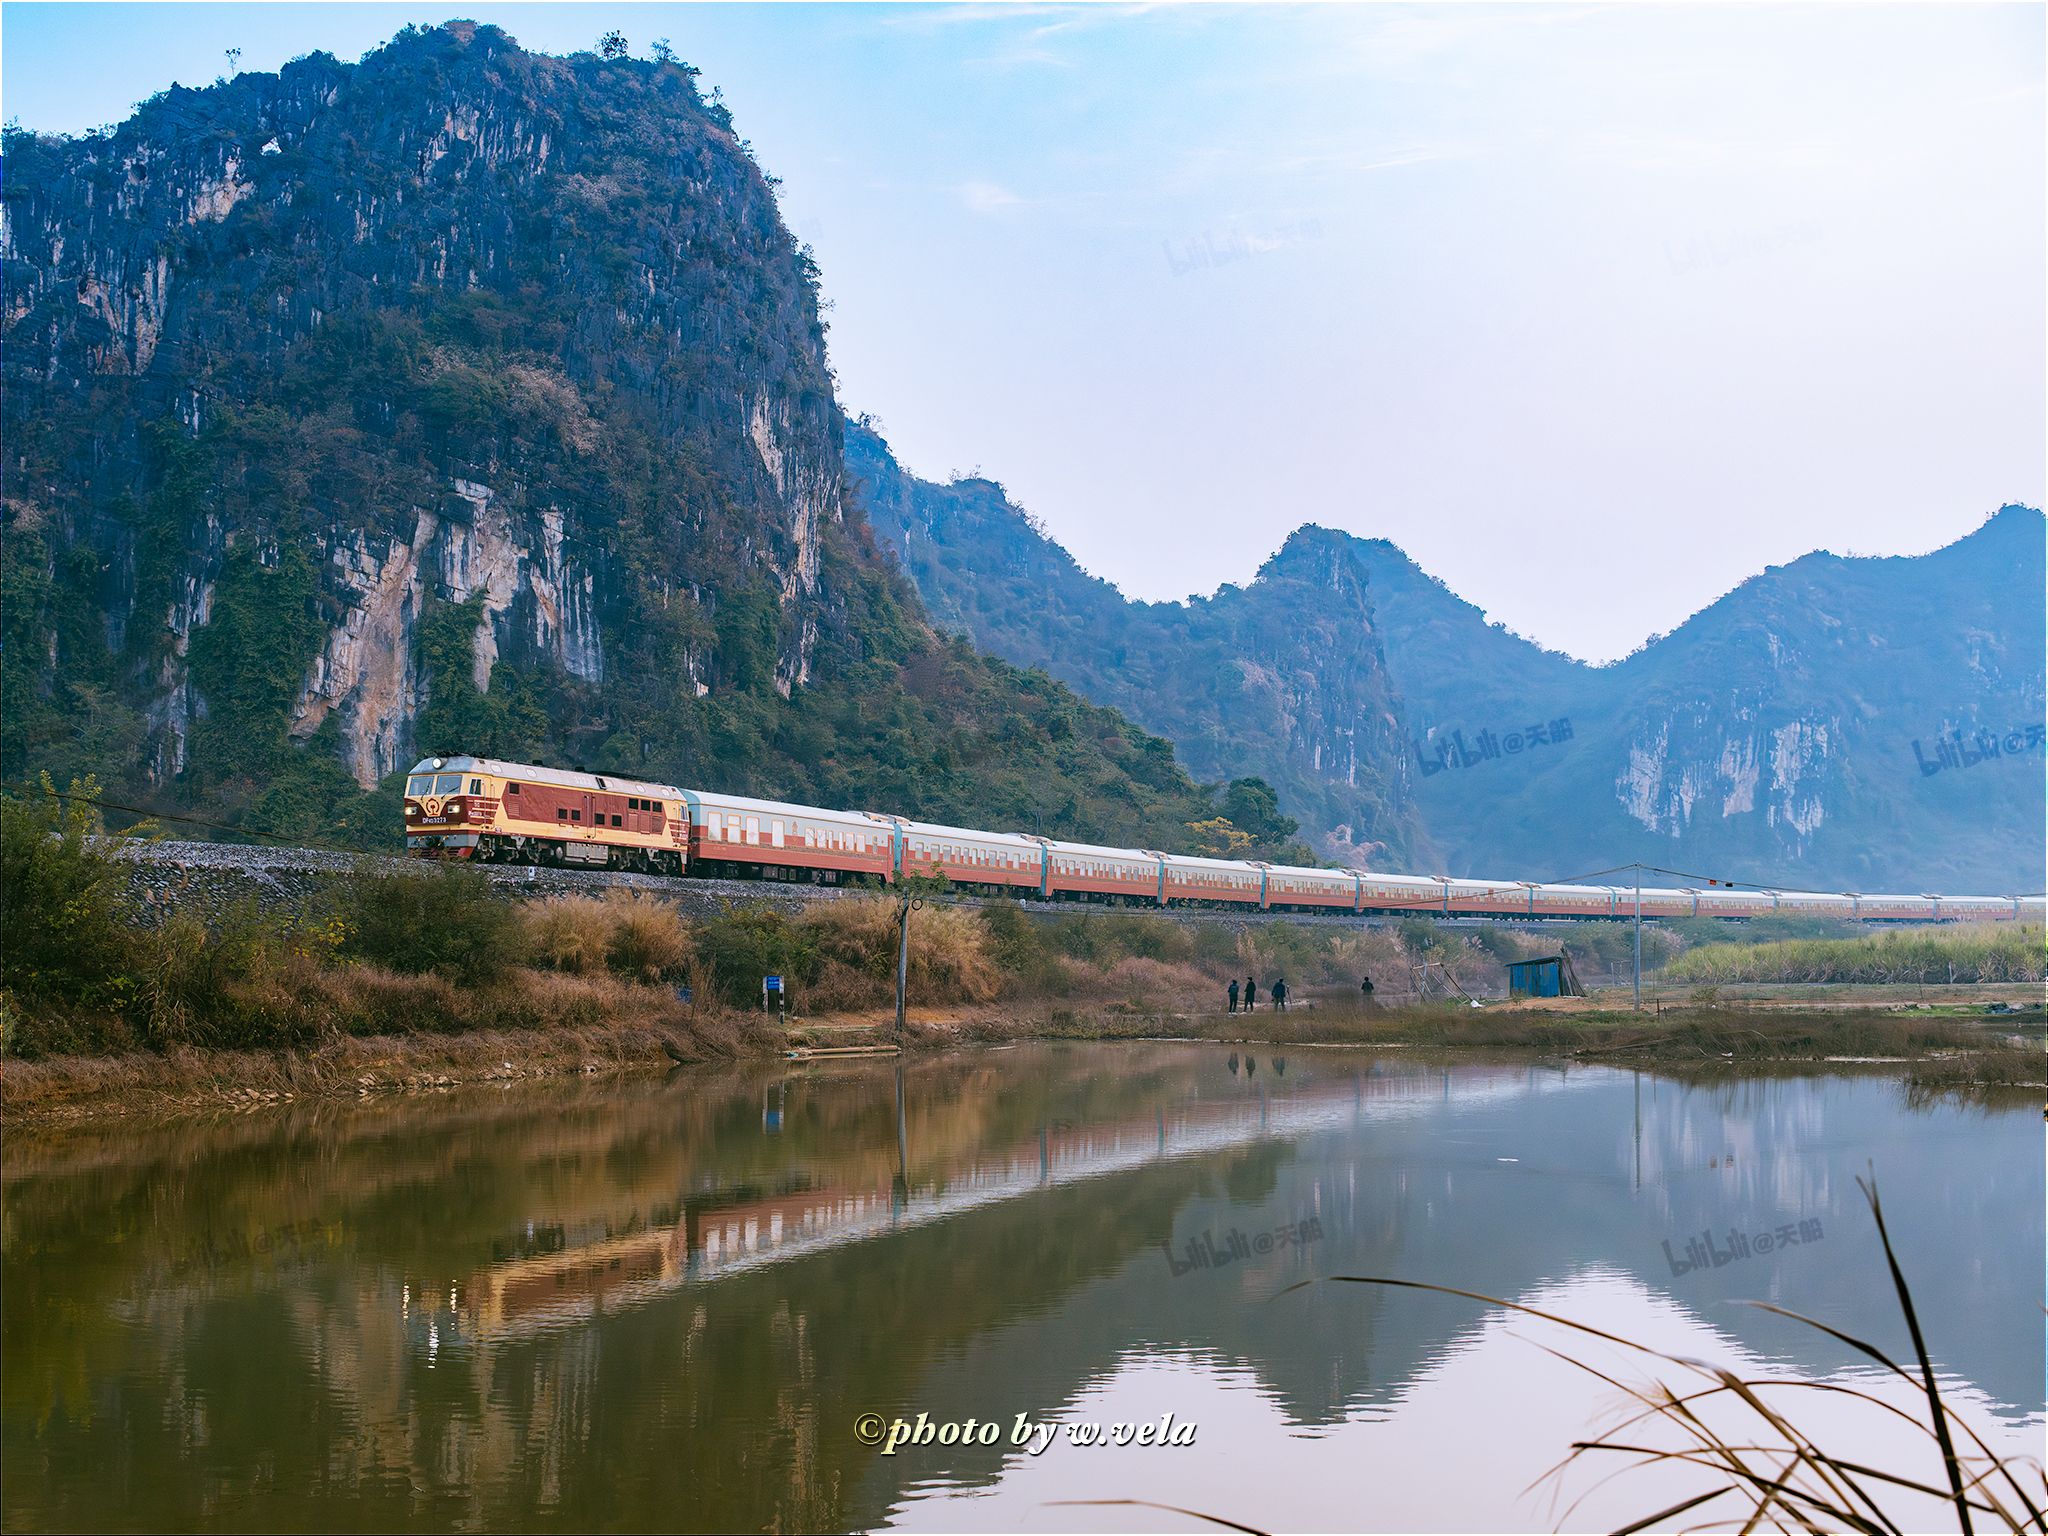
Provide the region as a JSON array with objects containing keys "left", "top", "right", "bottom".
[
  {"left": 897, "top": 897, "right": 929, "bottom": 1040},
  {"left": 1632, "top": 863, "right": 1643, "bottom": 1012},
  {"left": 895, "top": 894, "right": 912, "bottom": 1038}
]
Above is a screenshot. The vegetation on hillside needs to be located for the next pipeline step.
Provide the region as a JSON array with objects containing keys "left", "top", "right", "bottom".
[{"left": 0, "top": 22, "right": 1247, "bottom": 861}]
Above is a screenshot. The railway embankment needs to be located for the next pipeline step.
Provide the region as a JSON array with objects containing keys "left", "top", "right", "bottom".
[{"left": 6, "top": 796, "right": 2038, "bottom": 1125}]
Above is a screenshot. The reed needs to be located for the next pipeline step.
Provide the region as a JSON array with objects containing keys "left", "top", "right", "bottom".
[
  {"left": 1667, "top": 924, "right": 2044, "bottom": 986},
  {"left": 519, "top": 890, "right": 691, "bottom": 981},
  {"left": 1066, "top": 1177, "right": 2043, "bottom": 1536}
]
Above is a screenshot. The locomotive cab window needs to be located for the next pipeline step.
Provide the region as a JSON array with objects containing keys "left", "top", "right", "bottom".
[{"left": 468, "top": 779, "right": 483, "bottom": 795}]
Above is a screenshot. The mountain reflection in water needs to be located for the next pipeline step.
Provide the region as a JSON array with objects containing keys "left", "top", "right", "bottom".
[{"left": 3, "top": 1044, "right": 2038, "bottom": 1533}]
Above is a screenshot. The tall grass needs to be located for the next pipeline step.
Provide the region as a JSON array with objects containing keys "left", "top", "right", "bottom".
[
  {"left": 519, "top": 890, "right": 690, "bottom": 981},
  {"left": 1666, "top": 924, "right": 2043, "bottom": 985},
  {"left": 1303, "top": 1177, "right": 2046, "bottom": 1534},
  {"left": 1072, "top": 1178, "right": 2044, "bottom": 1536}
]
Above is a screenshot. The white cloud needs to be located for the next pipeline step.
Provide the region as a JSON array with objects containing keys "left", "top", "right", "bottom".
[{"left": 957, "top": 179, "right": 1025, "bottom": 214}]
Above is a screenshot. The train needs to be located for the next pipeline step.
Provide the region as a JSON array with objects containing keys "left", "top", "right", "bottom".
[{"left": 402, "top": 755, "right": 2044, "bottom": 924}]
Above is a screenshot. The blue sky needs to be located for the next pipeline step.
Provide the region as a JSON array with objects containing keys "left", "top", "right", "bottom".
[{"left": 4, "top": 3, "right": 2042, "bottom": 660}]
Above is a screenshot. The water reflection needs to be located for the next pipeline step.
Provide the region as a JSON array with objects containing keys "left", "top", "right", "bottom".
[{"left": 2, "top": 1046, "right": 2038, "bottom": 1532}]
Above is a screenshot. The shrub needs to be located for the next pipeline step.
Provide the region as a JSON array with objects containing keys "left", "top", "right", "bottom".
[
  {"left": 520, "top": 894, "right": 614, "bottom": 975},
  {"left": 598, "top": 891, "right": 690, "bottom": 981},
  {"left": 0, "top": 775, "right": 136, "bottom": 1008},
  {"left": 339, "top": 864, "right": 520, "bottom": 984},
  {"left": 979, "top": 900, "right": 1063, "bottom": 991},
  {"left": 694, "top": 903, "right": 813, "bottom": 1007}
]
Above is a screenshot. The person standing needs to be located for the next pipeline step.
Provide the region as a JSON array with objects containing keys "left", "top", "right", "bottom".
[
  {"left": 1244, "top": 977, "right": 1258, "bottom": 1011},
  {"left": 1360, "top": 974, "right": 1376, "bottom": 1010},
  {"left": 1226, "top": 978, "right": 1240, "bottom": 1014},
  {"left": 1273, "top": 977, "right": 1289, "bottom": 1012}
]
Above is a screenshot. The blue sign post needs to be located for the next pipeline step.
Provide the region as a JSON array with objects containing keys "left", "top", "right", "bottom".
[{"left": 763, "top": 974, "right": 784, "bottom": 1019}]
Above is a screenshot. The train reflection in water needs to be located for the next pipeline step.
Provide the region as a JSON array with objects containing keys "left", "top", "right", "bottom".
[{"left": 453, "top": 1060, "right": 1542, "bottom": 1344}]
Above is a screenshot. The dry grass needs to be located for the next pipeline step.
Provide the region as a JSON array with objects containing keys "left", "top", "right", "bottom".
[
  {"left": 795, "top": 897, "right": 1002, "bottom": 1008},
  {"left": 518, "top": 890, "right": 691, "bottom": 981},
  {"left": 1, "top": 961, "right": 767, "bottom": 1124},
  {"left": 956, "top": 1003, "right": 2023, "bottom": 1063},
  {"left": 1078, "top": 1179, "right": 2045, "bottom": 1536},
  {"left": 1903, "top": 1045, "right": 2048, "bottom": 1098},
  {"left": 1303, "top": 1177, "right": 2046, "bottom": 1536},
  {"left": 1668, "top": 922, "right": 2045, "bottom": 986}
]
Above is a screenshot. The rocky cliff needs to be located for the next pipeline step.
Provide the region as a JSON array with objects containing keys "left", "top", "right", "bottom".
[{"left": 1, "top": 22, "right": 1222, "bottom": 851}]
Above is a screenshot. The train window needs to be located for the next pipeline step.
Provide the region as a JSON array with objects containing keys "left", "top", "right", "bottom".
[
  {"left": 611, "top": 814, "right": 623, "bottom": 828},
  {"left": 771, "top": 820, "right": 785, "bottom": 848},
  {"left": 708, "top": 812, "right": 722, "bottom": 839},
  {"left": 469, "top": 779, "right": 483, "bottom": 795},
  {"left": 571, "top": 810, "right": 582, "bottom": 822},
  {"left": 745, "top": 816, "right": 760, "bottom": 843},
  {"left": 507, "top": 782, "right": 521, "bottom": 795},
  {"left": 557, "top": 809, "right": 568, "bottom": 821}
]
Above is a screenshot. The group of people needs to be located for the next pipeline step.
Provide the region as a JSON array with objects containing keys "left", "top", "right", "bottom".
[
  {"left": 1227, "top": 976, "right": 1290, "bottom": 1012},
  {"left": 1224, "top": 975, "right": 1378, "bottom": 1013}
]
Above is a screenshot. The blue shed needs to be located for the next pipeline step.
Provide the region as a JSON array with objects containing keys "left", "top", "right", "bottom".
[{"left": 1506, "top": 954, "right": 1583, "bottom": 998}]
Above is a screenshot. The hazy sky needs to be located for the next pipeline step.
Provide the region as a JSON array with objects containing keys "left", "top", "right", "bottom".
[{"left": 5, "top": 3, "right": 2042, "bottom": 661}]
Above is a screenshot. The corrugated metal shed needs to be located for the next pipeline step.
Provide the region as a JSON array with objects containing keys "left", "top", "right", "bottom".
[{"left": 1506, "top": 954, "right": 1583, "bottom": 998}]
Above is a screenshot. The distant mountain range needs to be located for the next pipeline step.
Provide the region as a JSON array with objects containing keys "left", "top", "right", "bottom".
[
  {"left": 854, "top": 423, "right": 2044, "bottom": 893},
  {"left": 6, "top": 18, "right": 2035, "bottom": 892}
]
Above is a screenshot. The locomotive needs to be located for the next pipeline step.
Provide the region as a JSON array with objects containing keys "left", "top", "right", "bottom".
[{"left": 403, "top": 755, "right": 2042, "bottom": 923}]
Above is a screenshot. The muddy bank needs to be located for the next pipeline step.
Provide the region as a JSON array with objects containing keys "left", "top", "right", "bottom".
[
  {"left": 0, "top": 1012, "right": 794, "bottom": 1127},
  {"left": 9, "top": 1000, "right": 2038, "bottom": 1127}
]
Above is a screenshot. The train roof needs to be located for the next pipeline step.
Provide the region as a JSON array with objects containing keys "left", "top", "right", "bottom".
[
  {"left": 409, "top": 757, "right": 682, "bottom": 802},
  {"left": 1041, "top": 839, "right": 1163, "bottom": 863},
  {"left": 1160, "top": 853, "right": 1268, "bottom": 873},
  {"left": 896, "top": 818, "right": 1043, "bottom": 850},
  {"left": 679, "top": 788, "right": 893, "bottom": 825},
  {"left": 1263, "top": 863, "right": 1356, "bottom": 882},
  {"left": 1441, "top": 875, "right": 1535, "bottom": 893}
]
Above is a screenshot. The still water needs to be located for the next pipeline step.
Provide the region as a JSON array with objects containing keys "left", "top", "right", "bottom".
[{"left": 3, "top": 1044, "right": 2039, "bottom": 1533}]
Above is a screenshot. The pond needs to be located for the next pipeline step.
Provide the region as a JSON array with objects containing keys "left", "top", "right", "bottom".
[{"left": 2, "top": 1043, "right": 2038, "bottom": 1532}]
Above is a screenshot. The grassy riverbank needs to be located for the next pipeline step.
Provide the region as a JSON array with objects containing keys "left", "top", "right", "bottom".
[{"left": 5, "top": 782, "right": 2039, "bottom": 1121}]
